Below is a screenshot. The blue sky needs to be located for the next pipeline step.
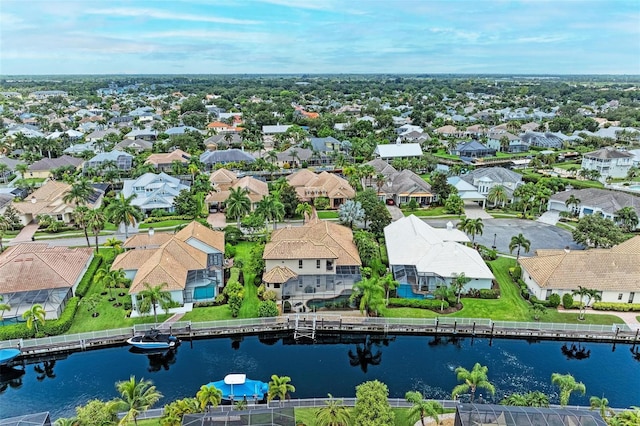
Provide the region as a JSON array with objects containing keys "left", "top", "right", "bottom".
[{"left": 1, "top": 0, "right": 639, "bottom": 75}]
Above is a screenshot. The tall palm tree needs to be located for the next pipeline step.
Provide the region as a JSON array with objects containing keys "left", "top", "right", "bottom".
[
  {"left": 15, "top": 163, "right": 28, "bottom": 179},
  {"left": 226, "top": 187, "right": 251, "bottom": 227},
  {"left": 72, "top": 206, "right": 91, "bottom": 247},
  {"left": 380, "top": 273, "right": 398, "bottom": 305},
  {"left": 115, "top": 375, "right": 163, "bottom": 426},
  {"left": 564, "top": 195, "right": 581, "bottom": 216},
  {"left": 405, "top": 391, "right": 442, "bottom": 426},
  {"left": 104, "top": 192, "right": 143, "bottom": 239},
  {"left": 196, "top": 385, "right": 222, "bottom": 412},
  {"left": 257, "top": 194, "right": 285, "bottom": 230},
  {"left": 615, "top": 206, "right": 639, "bottom": 232},
  {"left": 509, "top": 233, "right": 531, "bottom": 259},
  {"left": 572, "top": 286, "right": 602, "bottom": 321},
  {"left": 63, "top": 178, "right": 94, "bottom": 206},
  {"left": 467, "top": 218, "right": 484, "bottom": 244},
  {"left": 456, "top": 217, "right": 472, "bottom": 234},
  {"left": 451, "top": 272, "right": 470, "bottom": 305},
  {"left": 487, "top": 185, "right": 508, "bottom": 207},
  {"left": 0, "top": 295, "right": 11, "bottom": 325},
  {"left": 590, "top": 395, "right": 614, "bottom": 419},
  {"left": 316, "top": 394, "right": 350, "bottom": 426},
  {"left": 452, "top": 363, "right": 495, "bottom": 402},
  {"left": 267, "top": 375, "right": 295, "bottom": 405},
  {"left": 138, "top": 282, "right": 173, "bottom": 323},
  {"left": 187, "top": 163, "right": 200, "bottom": 183},
  {"left": 265, "top": 150, "right": 278, "bottom": 166},
  {"left": 22, "top": 304, "right": 46, "bottom": 335},
  {"left": 352, "top": 277, "right": 385, "bottom": 317},
  {"left": 551, "top": 373, "right": 586, "bottom": 407},
  {"left": 295, "top": 202, "right": 313, "bottom": 224},
  {"left": 87, "top": 209, "right": 106, "bottom": 253}
]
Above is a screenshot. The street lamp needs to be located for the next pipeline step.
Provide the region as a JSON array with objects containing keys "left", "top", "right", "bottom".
[{"left": 492, "top": 233, "right": 497, "bottom": 250}]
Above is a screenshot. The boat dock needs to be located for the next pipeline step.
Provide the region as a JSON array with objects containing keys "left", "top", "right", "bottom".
[{"left": 1, "top": 314, "right": 638, "bottom": 358}]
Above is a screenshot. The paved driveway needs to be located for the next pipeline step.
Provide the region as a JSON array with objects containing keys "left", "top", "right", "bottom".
[{"left": 425, "top": 218, "right": 582, "bottom": 254}]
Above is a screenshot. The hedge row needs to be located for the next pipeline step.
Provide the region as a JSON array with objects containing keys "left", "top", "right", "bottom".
[
  {"left": 388, "top": 298, "right": 448, "bottom": 311},
  {"left": 0, "top": 297, "right": 79, "bottom": 341},
  {"left": 593, "top": 302, "right": 640, "bottom": 312},
  {"left": 143, "top": 215, "right": 194, "bottom": 224},
  {"left": 75, "top": 255, "right": 103, "bottom": 298}
]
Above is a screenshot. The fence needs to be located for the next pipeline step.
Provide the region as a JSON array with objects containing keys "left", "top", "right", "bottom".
[{"left": 1, "top": 314, "right": 636, "bottom": 351}]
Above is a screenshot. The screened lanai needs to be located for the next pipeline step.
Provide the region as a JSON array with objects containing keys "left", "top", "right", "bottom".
[{"left": 454, "top": 404, "right": 607, "bottom": 426}]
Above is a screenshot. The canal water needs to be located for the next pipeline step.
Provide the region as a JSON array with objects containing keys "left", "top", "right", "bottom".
[{"left": 1, "top": 334, "right": 639, "bottom": 419}]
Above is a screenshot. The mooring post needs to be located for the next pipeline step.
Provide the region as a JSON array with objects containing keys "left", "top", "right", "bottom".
[
  {"left": 615, "top": 327, "right": 620, "bottom": 339},
  {"left": 339, "top": 318, "right": 342, "bottom": 330},
  {"left": 634, "top": 329, "right": 639, "bottom": 349},
  {"left": 453, "top": 320, "right": 457, "bottom": 334},
  {"left": 472, "top": 321, "right": 476, "bottom": 336},
  {"left": 435, "top": 318, "right": 439, "bottom": 333}
]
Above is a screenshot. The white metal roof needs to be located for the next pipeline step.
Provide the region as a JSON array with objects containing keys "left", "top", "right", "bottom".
[
  {"left": 375, "top": 143, "right": 423, "bottom": 158},
  {"left": 224, "top": 374, "right": 247, "bottom": 385}
]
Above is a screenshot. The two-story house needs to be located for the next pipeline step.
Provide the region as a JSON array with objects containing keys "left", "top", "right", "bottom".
[
  {"left": 287, "top": 170, "right": 355, "bottom": 209},
  {"left": 112, "top": 222, "right": 225, "bottom": 314},
  {"left": 581, "top": 147, "right": 634, "bottom": 179},
  {"left": 206, "top": 169, "right": 268, "bottom": 212},
  {"left": 459, "top": 167, "right": 523, "bottom": 205},
  {"left": 262, "top": 218, "right": 361, "bottom": 312},
  {"left": 121, "top": 172, "right": 190, "bottom": 216},
  {"left": 83, "top": 150, "right": 133, "bottom": 174},
  {"left": 144, "top": 149, "right": 191, "bottom": 173}
]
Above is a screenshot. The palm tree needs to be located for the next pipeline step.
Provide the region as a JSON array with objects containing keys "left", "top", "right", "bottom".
[
  {"left": 380, "top": 273, "right": 398, "bottom": 305},
  {"left": 451, "top": 272, "right": 470, "bottom": 305},
  {"left": 565, "top": 195, "right": 581, "bottom": 216},
  {"left": 551, "top": 373, "right": 586, "bottom": 407},
  {"left": 615, "top": 206, "right": 639, "bottom": 232},
  {"left": 115, "top": 375, "right": 163, "bottom": 425},
  {"left": 54, "top": 418, "right": 78, "bottom": 426},
  {"left": 434, "top": 285, "right": 453, "bottom": 311},
  {"left": 352, "top": 277, "right": 385, "bottom": 317},
  {"left": 265, "top": 150, "right": 278, "bottom": 166},
  {"left": 63, "top": 178, "right": 94, "bottom": 206},
  {"left": 509, "top": 233, "right": 531, "bottom": 259},
  {"left": 487, "top": 185, "right": 508, "bottom": 208},
  {"left": 104, "top": 192, "right": 143, "bottom": 239},
  {"left": 0, "top": 163, "right": 9, "bottom": 184},
  {"left": 467, "top": 218, "right": 484, "bottom": 244},
  {"left": 590, "top": 395, "right": 614, "bottom": 419},
  {"left": 105, "top": 237, "right": 124, "bottom": 254},
  {"left": 405, "top": 391, "right": 442, "bottom": 426},
  {"left": 187, "top": 162, "right": 200, "bottom": 183},
  {"left": 572, "top": 286, "right": 601, "bottom": 321},
  {"left": 16, "top": 163, "right": 28, "bottom": 179},
  {"left": 0, "top": 215, "right": 10, "bottom": 252},
  {"left": 316, "top": 394, "right": 351, "bottom": 426},
  {"left": 295, "top": 202, "right": 313, "bottom": 224},
  {"left": 289, "top": 148, "right": 299, "bottom": 167},
  {"left": 452, "top": 363, "right": 495, "bottom": 402},
  {"left": 0, "top": 295, "right": 11, "bottom": 325},
  {"left": 73, "top": 206, "right": 92, "bottom": 248},
  {"left": 87, "top": 209, "right": 106, "bottom": 253},
  {"left": 267, "top": 375, "right": 295, "bottom": 405},
  {"left": 257, "top": 194, "right": 285, "bottom": 230},
  {"left": 226, "top": 187, "right": 251, "bottom": 227},
  {"left": 94, "top": 268, "right": 128, "bottom": 300},
  {"left": 138, "top": 282, "right": 173, "bottom": 323},
  {"left": 22, "top": 304, "right": 46, "bottom": 335},
  {"left": 196, "top": 385, "right": 222, "bottom": 412},
  {"left": 456, "top": 217, "right": 472, "bottom": 234}
]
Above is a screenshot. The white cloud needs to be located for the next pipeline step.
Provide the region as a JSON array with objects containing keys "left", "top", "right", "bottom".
[{"left": 86, "top": 7, "right": 261, "bottom": 25}]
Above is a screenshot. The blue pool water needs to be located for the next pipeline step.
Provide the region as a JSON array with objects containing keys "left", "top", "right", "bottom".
[
  {"left": 397, "top": 283, "right": 435, "bottom": 300},
  {"left": 628, "top": 185, "right": 640, "bottom": 191}
]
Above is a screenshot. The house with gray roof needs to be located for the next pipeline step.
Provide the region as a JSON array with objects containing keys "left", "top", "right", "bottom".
[
  {"left": 486, "top": 131, "right": 527, "bottom": 153},
  {"left": 366, "top": 159, "right": 434, "bottom": 206},
  {"left": 309, "top": 136, "right": 341, "bottom": 153},
  {"left": 114, "top": 138, "right": 153, "bottom": 153},
  {"left": 581, "top": 147, "right": 634, "bottom": 179},
  {"left": 200, "top": 148, "right": 256, "bottom": 170},
  {"left": 519, "top": 131, "right": 564, "bottom": 149},
  {"left": 165, "top": 126, "right": 202, "bottom": 136},
  {"left": 453, "top": 140, "right": 496, "bottom": 159},
  {"left": 84, "top": 150, "right": 133, "bottom": 173},
  {"left": 460, "top": 167, "right": 523, "bottom": 204},
  {"left": 122, "top": 172, "right": 189, "bottom": 216},
  {"left": 63, "top": 141, "right": 98, "bottom": 156},
  {"left": 0, "top": 156, "right": 24, "bottom": 181},
  {"left": 28, "top": 155, "right": 83, "bottom": 179},
  {"left": 124, "top": 127, "right": 157, "bottom": 141},
  {"left": 548, "top": 188, "right": 640, "bottom": 228}
]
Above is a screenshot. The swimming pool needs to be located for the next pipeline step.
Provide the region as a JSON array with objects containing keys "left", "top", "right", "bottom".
[
  {"left": 396, "top": 283, "right": 435, "bottom": 300},
  {"left": 628, "top": 185, "right": 640, "bottom": 191}
]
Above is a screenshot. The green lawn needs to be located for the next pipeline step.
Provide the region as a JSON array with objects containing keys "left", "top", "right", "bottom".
[
  {"left": 402, "top": 207, "right": 458, "bottom": 217},
  {"left": 294, "top": 407, "right": 416, "bottom": 426},
  {"left": 236, "top": 242, "right": 261, "bottom": 318},
  {"left": 317, "top": 211, "right": 339, "bottom": 219},
  {"left": 555, "top": 222, "right": 575, "bottom": 232},
  {"left": 138, "top": 219, "right": 192, "bottom": 229},
  {"left": 181, "top": 305, "right": 233, "bottom": 322}
]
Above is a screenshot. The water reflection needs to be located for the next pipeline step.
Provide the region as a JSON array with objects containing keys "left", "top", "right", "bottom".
[
  {"left": 631, "top": 346, "right": 640, "bottom": 362},
  {"left": 0, "top": 366, "right": 25, "bottom": 393},
  {"left": 347, "top": 335, "right": 394, "bottom": 373},
  {"left": 33, "top": 360, "right": 56, "bottom": 381},
  {"left": 561, "top": 343, "right": 591, "bottom": 360},
  {"left": 129, "top": 347, "right": 178, "bottom": 372}
]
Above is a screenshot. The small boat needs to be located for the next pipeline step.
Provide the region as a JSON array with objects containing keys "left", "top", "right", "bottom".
[
  {"left": 126, "top": 329, "right": 180, "bottom": 350},
  {"left": 0, "top": 349, "right": 21, "bottom": 366},
  {"left": 205, "top": 374, "right": 269, "bottom": 402}
]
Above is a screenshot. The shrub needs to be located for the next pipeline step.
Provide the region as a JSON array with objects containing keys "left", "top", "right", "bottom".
[
  {"left": 562, "top": 293, "right": 574, "bottom": 309},
  {"left": 258, "top": 300, "right": 279, "bottom": 317},
  {"left": 75, "top": 256, "right": 103, "bottom": 298},
  {"left": 509, "top": 266, "right": 522, "bottom": 279},
  {"left": 547, "top": 293, "right": 561, "bottom": 308},
  {"left": 529, "top": 295, "right": 555, "bottom": 308},
  {"left": 256, "top": 284, "right": 266, "bottom": 299},
  {"left": 143, "top": 215, "right": 193, "bottom": 223},
  {"left": 387, "top": 298, "right": 447, "bottom": 311},
  {"left": 263, "top": 290, "right": 277, "bottom": 302},
  {"left": 225, "top": 243, "right": 236, "bottom": 259},
  {"left": 479, "top": 289, "right": 500, "bottom": 299},
  {"left": 314, "top": 197, "right": 330, "bottom": 210},
  {"left": 478, "top": 245, "right": 497, "bottom": 261},
  {"left": 42, "top": 297, "right": 79, "bottom": 336},
  {"left": 593, "top": 302, "right": 640, "bottom": 312}
]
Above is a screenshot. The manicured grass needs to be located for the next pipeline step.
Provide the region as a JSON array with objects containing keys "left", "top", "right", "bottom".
[
  {"left": 236, "top": 241, "right": 261, "bottom": 318},
  {"left": 181, "top": 305, "right": 233, "bottom": 322},
  {"left": 556, "top": 222, "right": 575, "bottom": 232},
  {"left": 137, "top": 419, "right": 161, "bottom": 426},
  {"left": 402, "top": 207, "right": 457, "bottom": 217},
  {"left": 138, "top": 219, "right": 192, "bottom": 229},
  {"left": 21, "top": 177, "right": 46, "bottom": 184},
  {"left": 317, "top": 211, "right": 339, "bottom": 219},
  {"left": 295, "top": 407, "right": 416, "bottom": 426},
  {"left": 636, "top": 315, "right": 640, "bottom": 322},
  {"left": 381, "top": 306, "right": 439, "bottom": 318}
]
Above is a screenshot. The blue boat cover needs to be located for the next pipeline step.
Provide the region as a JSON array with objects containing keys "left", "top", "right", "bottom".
[{"left": 206, "top": 377, "right": 269, "bottom": 400}]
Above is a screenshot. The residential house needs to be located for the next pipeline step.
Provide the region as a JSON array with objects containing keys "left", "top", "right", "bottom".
[
  {"left": 27, "top": 155, "right": 83, "bottom": 179},
  {"left": 385, "top": 215, "right": 494, "bottom": 294},
  {"left": 548, "top": 188, "right": 640, "bottom": 227},
  {"left": 114, "top": 138, "right": 154, "bottom": 153},
  {"left": 262, "top": 124, "right": 292, "bottom": 147},
  {"left": 86, "top": 128, "right": 121, "bottom": 142},
  {"left": 124, "top": 128, "right": 157, "bottom": 141},
  {"left": 287, "top": 170, "right": 355, "bottom": 209},
  {"left": 63, "top": 141, "right": 98, "bottom": 156},
  {"left": 366, "top": 159, "right": 434, "bottom": 206},
  {"left": 459, "top": 167, "right": 523, "bottom": 204},
  {"left": 200, "top": 148, "right": 255, "bottom": 170},
  {"left": 581, "top": 147, "right": 634, "bottom": 179},
  {"left": 112, "top": 221, "right": 225, "bottom": 312},
  {"left": 12, "top": 180, "right": 104, "bottom": 225},
  {"left": 486, "top": 130, "right": 527, "bottom": 153},
  {"left": 29, "top": 90, "right": 67, "bottom": 99},
  {"left": 165, "top": 126, "right": 202, "bottom": 136},
  {"left": 262, "top": 218, "right": 361, "bottom": 312},
  {"left": 276, "top": 147, "right": 330, "bottom": 167},
  {"left": 121, "top": 172, "right": 190, "bottom": 216},
  {"left": 519, "top": 131, "right": 564, "bottom": 149},
  {"left": 309, "top": 136, "right": 342, "bottom": 154},
  {"left": 447, "top": 176, "right": 486, "bottom": 208},
  {"left": 204, "top": 133, "right": 243, "bottom": 150},
  {"left": 206, "top": 171, "right": 268, "bottom": 212},
  {"left": 0, "top": 155, "right": 24, "bottom": 182},
  {"left": 144, "top": 149, "right": 191, "bottom": 173},
  {"left": 453, "top": 140, "right": 496, "bottom": 159},
  {"left": 207, "top": 121, "right": 235, "bottom": 133},
  {"left": 434, "top": 125, "right": 464, "bottom": 138},
  {"left": 83, "top": 150, "right": 133, "bottom": 173},
  {"left": 374, "top": 142, "right": 423, "bottom": 160},
  {"left": 519, "top": 236, "right": 640, "bottom": 304},
  {"left": 0, "top": 244, "right": 93, "bottom": 320}
]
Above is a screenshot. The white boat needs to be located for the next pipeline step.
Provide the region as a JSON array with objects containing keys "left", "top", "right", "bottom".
[{"left": 126, "top": 329, "right": 180, "bottom": 350}]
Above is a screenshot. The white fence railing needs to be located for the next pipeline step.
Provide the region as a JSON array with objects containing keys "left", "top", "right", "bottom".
[{"left": 0, "top": 315, "right": 633, "bottom": 350}]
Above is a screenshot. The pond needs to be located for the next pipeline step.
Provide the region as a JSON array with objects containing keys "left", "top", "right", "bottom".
[{"left": 1, "top": 334, "right": 639, "bottom": 419}]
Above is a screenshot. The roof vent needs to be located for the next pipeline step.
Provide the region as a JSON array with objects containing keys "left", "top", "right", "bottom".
[{"left": 564, "top": 246, "right": 570, "bottom": 254}]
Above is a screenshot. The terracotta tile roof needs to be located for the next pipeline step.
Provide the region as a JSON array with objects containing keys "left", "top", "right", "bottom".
[
  {"left": 264, "top": 219, "right": 361, "bottom": 266},
  {"left": 519, "top": 238, "right": 640, "bottom": 292},
  {"left": 209, "top": 168, "right": 238, "bottom": 189},
  {"left": 287, "top": 170, "right": 355, "bottom": 201},
  {"left": 207, "top": 121, "right": 231, "bottom": 129},
  {"left": 145, "top": 149, "right": 190, "bottom": 166},
  {"left": 112, "top": 248, "right": 159, "bottom": 270},
  {"left": 0, "top": 244, "right": 93, "bottom": 293},
  {"left": 174, "top": 221, "right": 225, "bottom": 252},
  {"left": 122, "top": 233, "right": 173, "bottom": 249},
  {"left": 262, "top": 265, "right": 298, "bottom": 283},
  {"left": 12, "top": 181, "right": 99, "bottom": 216}
]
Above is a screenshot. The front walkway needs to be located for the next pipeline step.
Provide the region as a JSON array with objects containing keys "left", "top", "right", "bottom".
[
  {"left": 207, "top": 213, "right": 227, "bottom": 229},
  {"left": 464, "top": 205, "right": 492, "bottom": 219},
  {"left": 11, "top": 222, "right": 39, "bottom": 244},
  {"left": 386, "top": 205, "right": 404, "bottom": 221}
]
